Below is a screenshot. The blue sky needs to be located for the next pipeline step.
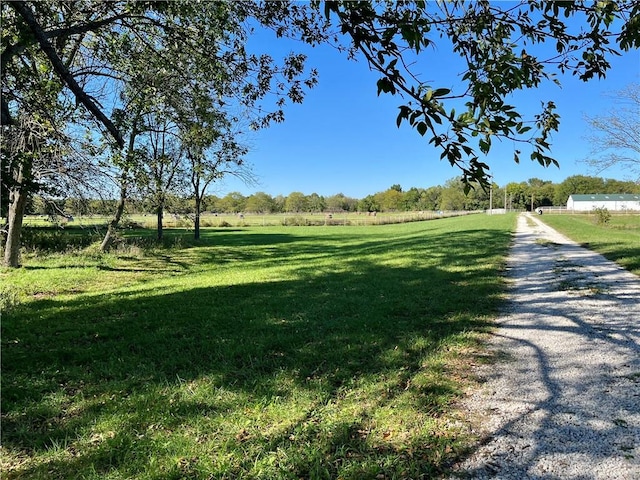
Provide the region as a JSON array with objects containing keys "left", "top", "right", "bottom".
[{"left": 218, "top": 17, "right": 640, "bottom": 199}]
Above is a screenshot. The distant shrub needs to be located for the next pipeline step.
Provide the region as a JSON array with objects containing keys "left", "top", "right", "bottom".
[
  {"left": 219, "top": 221, "right": 232, "bottom": 227},
  {"left": 200, "top": 218, "right": 218, "bottom": 227},
  {"left": 593, "top": 207, "right": 611, "bottom": 225},
  {"left": 282, "top": 216, "right": 309, "bottom": 226},
  {"left": 324, "top": 218, "right": 351, "bottom": 226},
  {"left": 21, "top": 228, "right": 100, "bottom": 253},
  {"left": 174, "top": 218, "right": 193, "bottom": 228}
]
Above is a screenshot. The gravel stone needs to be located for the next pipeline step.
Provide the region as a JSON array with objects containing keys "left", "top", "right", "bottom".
[{"left": 449, "top": 213, "right": 640, "bottom": 479}]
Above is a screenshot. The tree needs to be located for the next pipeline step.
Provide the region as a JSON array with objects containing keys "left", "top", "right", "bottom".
[
  {"left": 326, "top": 193, "right": 353, "bottom": 212},
  {"left": 1, "top": 116, "right": 52, "bottom": 266},
  {"left": 2, "top": 1, "right": 323, "bottom": 265},
  {"left": 1, "top": 3, "right": 107, "bottom": 265},
  {"left": 421, "top": 186, "right": 444, "bottom": 211},
  {"left": 505, "top": 181, "right": 529, "bottom": 210},
  {"left": 581, "top": 83, "right": 640, "bottom": 181},
  {"left": 440, "top": 178, "right": 467, "bottom": 211},
  {"left": 380, "top": 188, "right": 404, "bottom": 211},
  {"left": 136, "top": 114, "right": 184, "bottom": 241},
  {"left": 187, "top": 132, "right": 250, "bottom": 239},
  {"left": 553, "top": 175, "right": 606, "bottom": 205},
  {"left": 307, "top": 193, "right": 326, "bottom": 212},
  {"left": 178, "top": 90, "right": 251, "bottom": 239},
  {"left": 318, "top": 1, "right": 640, "bottom": 187},
  {"left": 217, "top": 192, "right": 247, "bottom": 214},
  {"left": 602, "top": 178, "right": 640, "bottom": 194},
  {"left": 527, "top": 178, "right": 555, "bottom": 208},
  {"left": 273, "top": 195, "right": 287, "bottom": 213},
  {"left": 358, "top": 195, "right": 380, "bottom": 213},
  {"left": 285, "top": 192, "right": 308, "bottom": 213},
  {"left": 552, "top": 175, "right": 640, "bottom": 206},
  {"left": 245, "top": 192, "right": 276, "bottom": 213},
  {"left": 464, "top": 183, "right": 491, "bottom": 210},
  {"left": 401, "top": 188, "right": 418, "bottom": 211}
]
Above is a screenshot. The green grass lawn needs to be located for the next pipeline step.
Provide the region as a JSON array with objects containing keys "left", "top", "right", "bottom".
[
  {"left": 539, "top": 214, "right": 640, "bottom": 275},
  {"left": 2, "top": 214, "right": 516, "bottom": 479}
]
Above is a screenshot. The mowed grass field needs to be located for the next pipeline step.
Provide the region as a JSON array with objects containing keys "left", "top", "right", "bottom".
[
  {"left": 540, "top": 214, "right": 640, "bottom": 275},
  {"left": 3, "top": 214, "right": 517, "bottom": 479}
]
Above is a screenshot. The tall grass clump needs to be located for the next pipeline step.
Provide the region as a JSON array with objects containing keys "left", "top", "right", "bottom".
[
  {"left": 2, "top": 214, "right": 516, "bottom": 479},
  {"left": 20, "top": 227, "right": 103, "bottom": 253}
]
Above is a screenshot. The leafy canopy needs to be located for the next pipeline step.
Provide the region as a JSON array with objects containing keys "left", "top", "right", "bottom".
[{"left": 316, "top": 0, "right": 639, "bottom": 188}]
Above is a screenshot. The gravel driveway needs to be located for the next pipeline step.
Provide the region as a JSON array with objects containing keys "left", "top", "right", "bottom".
[{"left": 450, "top": 213, "right": 640, "bottom": 479}]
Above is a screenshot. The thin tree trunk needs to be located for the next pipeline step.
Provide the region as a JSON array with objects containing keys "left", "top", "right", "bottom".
[
  {"left": 194, "top": 194, "right": 201, "bottom": 240},
  {"left": 100, "top": 180, "right": 127, "bottom": 252},
  {"left": 100, "top": 123, "right": 139, "bottom": 252},
  {"left": 156, "top": 204, "right": 163, "bottom": 241}
]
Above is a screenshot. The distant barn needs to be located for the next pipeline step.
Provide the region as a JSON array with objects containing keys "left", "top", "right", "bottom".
[{"left": 567, "top": 194, "right": 640, "bottom": 212}]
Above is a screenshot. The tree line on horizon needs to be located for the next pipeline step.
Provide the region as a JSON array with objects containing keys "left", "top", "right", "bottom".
[{"left": 22, "top": 175, "right": 640, "bottom": 218}]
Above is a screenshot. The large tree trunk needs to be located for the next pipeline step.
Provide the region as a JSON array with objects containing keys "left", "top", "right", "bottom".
[
  {"left": 3, "top": 185, "right": 28, "bottom": 267},
  {"left": 100, "top": 180, "right": 127, "bottom": 252},
  {"left": 3, "top": 158, "right": 31, "bottom": 267}
]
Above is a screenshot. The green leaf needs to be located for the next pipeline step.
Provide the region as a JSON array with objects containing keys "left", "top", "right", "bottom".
[
  {"left": 416, "top": 121, "right": 427, "bottom": 136},
  {"left": 396, "top": 105, "right": 410, "bottom": 128},
  {"left": 479, "top": 137, "right": 491, "bottom": 154},
  {"left": 432, "top": 88, "right": 451, "bottom": 97},
  {"left": 376, "top": 77, "right": 396, "bottom": 95}
]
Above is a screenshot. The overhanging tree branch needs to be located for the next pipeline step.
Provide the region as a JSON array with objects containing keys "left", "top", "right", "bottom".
[
  {"left": 10, "top": 1, "right": 124, "bottom": 147},
  {"left": 1, "top": 12, "right": 132, "bottom": 67}
]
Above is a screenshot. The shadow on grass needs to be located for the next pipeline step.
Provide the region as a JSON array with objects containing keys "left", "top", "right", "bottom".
[
  {"left": 2, "top": 223, "right": 512, "bottom": 479},
  {"left": 580, "top": 240, "right": 640, "bottom": 275}
]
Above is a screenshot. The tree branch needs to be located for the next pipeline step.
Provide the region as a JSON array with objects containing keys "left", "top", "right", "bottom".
[
  {"left": 1, "top": 97, "right": 14, "bottom": 125},
  {"left": 2, "top": 12, "right": 133, "bottom": 66},
  {"left": 9, "top": 1, "right": 124, "bottom": 147}
]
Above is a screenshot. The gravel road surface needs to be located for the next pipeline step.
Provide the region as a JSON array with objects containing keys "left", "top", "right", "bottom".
[{"left": 450, "top": 213, "right": 640, "bottom": 479}]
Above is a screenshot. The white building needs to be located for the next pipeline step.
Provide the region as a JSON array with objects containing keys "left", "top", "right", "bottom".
[{"left": 566, "top": 194, "right": 640, "bottom": 211}]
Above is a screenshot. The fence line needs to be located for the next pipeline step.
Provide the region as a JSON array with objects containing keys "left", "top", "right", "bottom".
[
  {"left": 20, "top": 211, "right": 483, "bottom": 229},
  {"left": 539, "top": 207, "right": 639, "bottom": 215}
]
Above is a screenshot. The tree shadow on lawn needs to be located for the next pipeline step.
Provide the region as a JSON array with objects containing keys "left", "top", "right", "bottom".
[
  {"left": 185, "top": 224, "right": 504, "bottom": 274},
  {"left": 581, "top": 240, "right": 640, "bottom": 275},
  {"left": 2, "top": 227, "right": 511, "bottom": 479}
]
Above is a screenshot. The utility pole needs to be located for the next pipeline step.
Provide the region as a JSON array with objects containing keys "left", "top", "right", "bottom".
[{"left": 489, "top": 184, "right": 493, "bottom": 214}]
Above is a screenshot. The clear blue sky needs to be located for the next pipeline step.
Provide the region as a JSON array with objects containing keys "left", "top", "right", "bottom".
[{"left": 218, "top": 20, "right": 640, "bottom": 199}]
